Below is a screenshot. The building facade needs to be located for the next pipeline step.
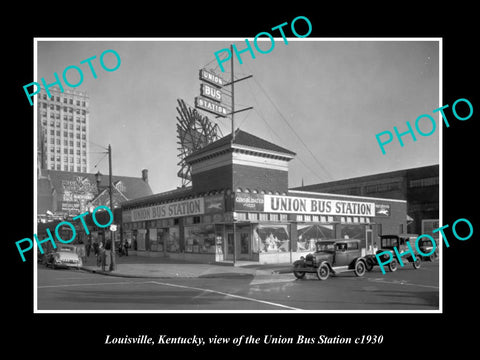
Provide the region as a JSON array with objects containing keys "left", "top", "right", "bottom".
[
  {"left": 121, "top": 130, "right": 408, "bottom": 264},
  {"left": 37, "top": 168, "right": 153, "bottom": 252},
  {"left": 292, "top": 164, "right": 439, "bottom": 236},
  {"left": 37, "top": 87, "right": 90, "bottom": 173}
]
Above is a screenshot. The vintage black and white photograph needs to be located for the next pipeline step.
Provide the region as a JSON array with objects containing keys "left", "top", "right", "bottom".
[{"left": 33, "top": 38, "right": 441, "bottom": 312}]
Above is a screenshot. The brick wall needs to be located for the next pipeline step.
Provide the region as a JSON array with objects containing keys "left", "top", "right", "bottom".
[
  {"left": 192, "top": 163, "right": 289, "bottom": 194},
  {"left": 192, "top": 164, "right": 233, "bottom": 193},
  {"left": 233, "top": 164, "right": 288, "bottom": 193}
]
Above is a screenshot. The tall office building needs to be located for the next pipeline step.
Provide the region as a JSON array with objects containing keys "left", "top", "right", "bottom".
[{"left": 37, "top": 87, "right": 90, "bottom": 173}]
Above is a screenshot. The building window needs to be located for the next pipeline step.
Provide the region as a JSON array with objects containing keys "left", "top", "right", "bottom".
[
  {"left": 77, "top": 166, "right": 81, "bottom": 172},
  {"left": 365, "top": 182, "right": 401, "bottom": 194},
  {"left": 64, "top": 165, "right": 68, "bottom": 171},
  {"left": 408, "top": 177, "right": 439, "bottom": 188},
  {"left": 253, "top": 224, "right": 290, "bottom": 253}
]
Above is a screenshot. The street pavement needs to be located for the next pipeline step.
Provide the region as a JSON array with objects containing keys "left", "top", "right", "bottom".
[
  {"left": 36, "top": 253, "right": 440, "bottom": 311},
  {"left": 79, "top": 252, "right": 292, "bottom": 278}
]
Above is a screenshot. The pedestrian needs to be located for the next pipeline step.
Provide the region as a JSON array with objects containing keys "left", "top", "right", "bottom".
[
  {"left": 93, "top": 241, "right": 99, "bottom": 256},
  {"left": 123, "top": 241, "right": 129, "bottom": 256},
  {"left": 97, "top": 241, "right": 104, "bottom": 268}
]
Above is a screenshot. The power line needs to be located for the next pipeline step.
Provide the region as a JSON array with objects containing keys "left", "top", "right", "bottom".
[{"left": 249, "top": 74, "right": 333, "bottom": 181}]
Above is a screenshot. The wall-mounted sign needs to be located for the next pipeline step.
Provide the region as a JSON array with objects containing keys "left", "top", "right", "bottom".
[
  {"left": 60, "top": 176, "right": 96, "bottom": 212},
  {"left": 195, "top": 97, "right": 228, "bottom": 117},
  {"left": 125, "top": 198, "right": 205, "bottom": 222},
  {"left": 235, "top": 193, "right": 265, "bottom": 212},
  {"left": 201, "top": 83, "right": 222, "bottom": 102},
  {"left": 375, "top": 204, "right": 391, "bottom": 217},
  {"left": 199, "top": 69, "right": 225, "bottom": 87},
  {"left": 205, "top": 194, "right": 225, "bottom": 213},
  {"left": 264, "top": 195, "right": 375, "bottom": 217}
]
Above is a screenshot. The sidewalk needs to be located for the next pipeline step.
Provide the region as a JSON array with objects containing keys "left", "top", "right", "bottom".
[{"left": 80, "top": 252, "right": 293, "bottom": 279}]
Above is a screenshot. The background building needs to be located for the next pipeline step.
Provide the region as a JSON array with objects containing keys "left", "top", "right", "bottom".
[
  {"left": 37, "top": 87, "right": 90, "bottom": 173},
  {"left": 292, "top": 164, "right": 439, "bottom": 236},
  {"left": 37, "top": 168, "right": 153, "bottom": 221}
]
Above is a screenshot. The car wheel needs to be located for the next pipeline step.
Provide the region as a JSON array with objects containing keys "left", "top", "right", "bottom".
[
  {"left": 413, "top": 258, "right": 421, "bottom": 269},
  {"left": 388, "top": 259, "right": 397, "bottom": 272},
  {"left": 293, "top": 264, "right": 306, "bottom": 279},
  {"left": 354, "top": 259, "right": 366, "bottom": 277},
  {"left": 317, "top": 263, "right": 330, "bottom": 281},
  {"left": 365, "top": 258, "right": 374, "bottom": 272}
]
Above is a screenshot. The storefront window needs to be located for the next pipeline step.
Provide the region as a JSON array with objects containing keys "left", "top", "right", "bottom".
[
  {"left": 215, "top": 224, "right": 224, "bottom": 255},
  {"left": 253, "top": 224, "right": 290, "bottom": 253},
  {"left": 341, "top": 225, "right": 366, "bottom": 248},
  {"left": 149, "top": 228, "right": 158, "bottom": 251},
  {"left": 167, "top": 227, "right": 180, "bottom": 252},
  {"left": 185, "top": 224, "right": 216, "bottom": 253},
  {"left": 297, "top": 224, "right": 334, "bottom": 252},
  {"left": 136, "top": 229, "right": 146, "bottom": 251}
]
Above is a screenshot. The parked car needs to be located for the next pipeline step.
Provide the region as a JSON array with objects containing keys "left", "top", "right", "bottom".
[
  {"left": 364, "top": 234, "right": 422, "bottom": 272},
  {"left": 292, "top": 239, "right": 367, "bottom": 280},
  {"left": 416, "top": 236, "right": 438, "bottom": 261},
  {"left": 44, "top": 245, "right": 83, "bottom": 269}
]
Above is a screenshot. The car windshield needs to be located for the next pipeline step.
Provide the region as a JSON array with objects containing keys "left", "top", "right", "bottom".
[
  {"left": 381, "top": 237, "right": 398, "bottom": 248},
  {"left": 315, "top": 242, "right": 335, "bottom": 252}
]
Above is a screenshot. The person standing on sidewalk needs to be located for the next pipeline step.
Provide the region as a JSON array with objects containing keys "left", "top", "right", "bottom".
[
  {"left": 123, "top": 240, "right": 129, "bottom": 256},
  {"left": 97, "top": 241, "right": 105, "bottom": 268}
]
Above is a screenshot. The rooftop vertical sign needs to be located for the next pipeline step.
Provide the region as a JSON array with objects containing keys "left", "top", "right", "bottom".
[{"left": 195, "top": 69, "right": 229, "bottom": 117}]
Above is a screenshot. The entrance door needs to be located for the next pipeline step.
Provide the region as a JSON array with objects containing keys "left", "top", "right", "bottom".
[
  {"left": 226, "top": 232, "right": 234, "bottom": 261},
  {"left": 225, "top": 228, "right": 251, "bottom": 261}
]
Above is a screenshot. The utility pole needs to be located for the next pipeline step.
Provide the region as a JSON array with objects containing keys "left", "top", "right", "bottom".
[
  {"left": 231, "top": 44, "right": 235, "bottom": 142},
  {"left": 108, "top": 144, "right": 116, "bottom": 271},
  {"left": 230, "top": 44, "right": 236, "bottom": 266},
  {"left": 226, "top": 44, "right": 253, "bottom": 266}
]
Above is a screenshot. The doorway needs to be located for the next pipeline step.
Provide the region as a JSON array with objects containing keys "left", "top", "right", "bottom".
[{"left": 225, "top": 225, "right": 252, "bottom": 261}]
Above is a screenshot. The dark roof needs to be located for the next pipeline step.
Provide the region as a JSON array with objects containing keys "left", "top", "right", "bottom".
[
  {"left": 37, "top": 177, "right": 54, "bottom": 213},
  {"left": 292, "top": 164, "right": 439, "bottom": 191},
  {"left": 185, "top": 129, "right": 296, "bottom": 162},
  {"left": 121, "top": 186, "right": 194, "bottom": 208},
  {"left": 40, "top": 169, "right": 153, "bottom": 202}
]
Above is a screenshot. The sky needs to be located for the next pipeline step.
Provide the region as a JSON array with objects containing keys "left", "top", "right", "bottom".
[{"left": 36, "top": 38, "right": 440, "bottom": 194}]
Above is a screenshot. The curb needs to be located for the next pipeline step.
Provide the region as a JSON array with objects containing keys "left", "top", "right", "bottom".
[
  {"left": 79, "top": 267, "right": 265, "bottom": 280},
  {"left": 79, "top": 267, "right": 187, "bottom": 279}
]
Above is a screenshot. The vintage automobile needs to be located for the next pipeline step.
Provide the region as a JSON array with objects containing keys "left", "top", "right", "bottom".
[
  {"left": 292, "top": 239, "right": 367, "bottom": 280},
  {"left": 44, "top": 245, "right": 83, "bottom": 269},
  {"left": 416, "top": 236, "right": 438, "bottom": 261},
  {"left": 364, "top": 234, "right": 422, "bottom": 272}
]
